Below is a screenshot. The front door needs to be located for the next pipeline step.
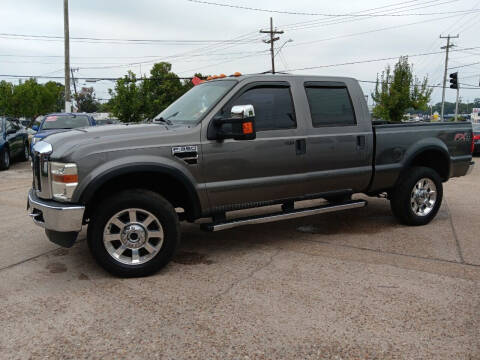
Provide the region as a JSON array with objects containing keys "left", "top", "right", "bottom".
[{"left": 201, "top": 81, "right": 306, "bottom": 210}]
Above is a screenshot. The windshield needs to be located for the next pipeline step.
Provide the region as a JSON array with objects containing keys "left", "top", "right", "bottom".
[
  {"left": 154, "top": 80, "right": 237, "bottom": 125},
  {"left": 41, "top": 115, "right": 90, "bottom": 130}
]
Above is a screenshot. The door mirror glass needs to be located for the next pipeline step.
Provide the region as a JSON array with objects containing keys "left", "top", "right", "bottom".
[{"left": 212, "top": 104, "right": 256, "bottom": 141}]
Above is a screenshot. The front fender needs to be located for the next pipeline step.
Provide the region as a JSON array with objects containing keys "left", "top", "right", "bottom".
[{"left": 73, "top": 155, "right": 202, "bottom": 219}]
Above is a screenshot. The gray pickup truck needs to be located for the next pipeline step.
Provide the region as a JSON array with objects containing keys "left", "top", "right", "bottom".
[{"left": 27, "top": 74, "right": 475, "bottom": 277}]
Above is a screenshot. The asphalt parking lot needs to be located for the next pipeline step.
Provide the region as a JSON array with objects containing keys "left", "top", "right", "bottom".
[{"left": 0, "top": 160, "right": 479, "bottom": 359}]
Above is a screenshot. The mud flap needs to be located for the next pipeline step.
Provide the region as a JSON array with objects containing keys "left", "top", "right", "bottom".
[{"left": 45, "top": 229, "right": 78, "bottom": 248}]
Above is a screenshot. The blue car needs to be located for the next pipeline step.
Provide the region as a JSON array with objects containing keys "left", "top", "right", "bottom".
[
  {"left": 0, "top": 117, "right": 29, "bottom": 170},
  {"left": 31, "top": 113, "right": 96, "bottom": 152}
]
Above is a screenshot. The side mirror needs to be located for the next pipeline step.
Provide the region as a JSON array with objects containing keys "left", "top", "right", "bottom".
[
  {"left": 31, "top": 125, "right": 39, "bottom": 132},
  {"left": 213, "top": 104, "right": 256, "bottom": 141}
]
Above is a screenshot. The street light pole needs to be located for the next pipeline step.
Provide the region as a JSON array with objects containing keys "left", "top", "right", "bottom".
[{"left": 64, "top": 0, "right": 71, "bottom": 112}]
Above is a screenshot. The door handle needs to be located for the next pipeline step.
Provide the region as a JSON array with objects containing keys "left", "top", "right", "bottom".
[
  {"left": 295, "top": 139, "right": 306, "bottom": 155},
  {"left": 356, "top": 135, "right": 366, "bottom": 150}
]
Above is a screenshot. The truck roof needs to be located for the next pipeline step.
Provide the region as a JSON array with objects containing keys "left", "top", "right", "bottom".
[{"left": 211, "top": 73, "right": 358, "bottom": 83}]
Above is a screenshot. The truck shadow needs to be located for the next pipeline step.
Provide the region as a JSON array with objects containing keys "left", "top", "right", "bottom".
[{"left": 70, "top": 196, "right": 451, "bottom": 278}]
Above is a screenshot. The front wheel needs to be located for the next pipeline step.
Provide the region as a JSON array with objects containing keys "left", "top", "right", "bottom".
[
  {"left": 390, "top": 166, "right": 443, "bottom": 226},
  {"left": 87, "top": 189, "right": 180, "bottom": 277}
]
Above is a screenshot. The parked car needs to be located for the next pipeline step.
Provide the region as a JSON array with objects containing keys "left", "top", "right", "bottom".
[
  {"left": 27, "top": 74, "right": 475, "bottom": 277},
  {"left": 30, "top": 113, "right": 96, "bottom": 151},
  {"left": 95, "top": 118, "right": 120, "bottom": 126},
  {"left": 473, "top": 123, "right": 480, "bottom": 154},
  {"left": 0, "top": 117, "right": 29, "bottom": 170}
]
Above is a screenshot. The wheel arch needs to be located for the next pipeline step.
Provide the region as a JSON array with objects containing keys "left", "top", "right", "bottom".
[
  {"left": 403, "top": 143, "right": 451, "bottom": 181},
  {"left": 79, "top": 164, "right": 202, "bottom": 222}
]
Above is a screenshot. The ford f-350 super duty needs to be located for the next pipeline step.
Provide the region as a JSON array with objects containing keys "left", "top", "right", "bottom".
[{"left": 27, "top": 74, "right": 475, "bottom": 277}]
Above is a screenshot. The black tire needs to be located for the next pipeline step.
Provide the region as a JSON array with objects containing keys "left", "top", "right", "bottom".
[
  {"left": 0, "top": 147, "right": 10, "bottom": 170},
  {"left": 390, "top": 166, "right": 443, "bottom": 226},
  {"left": 87, "top": 189, "right": 180, "bottom": 277}
]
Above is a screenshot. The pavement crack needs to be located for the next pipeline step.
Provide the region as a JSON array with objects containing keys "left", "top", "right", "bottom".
[
  {"left": 207, "top": 249, "right": 281, "bottom": 312},
  {"left": 0, "top": 239, "right": 86, "bottom": 273},
  {"left": 297, "top": 238, "right": 480, "bottom": 268},
  {"left": 444, "top": 198, "right": 465, "bottom": 264}
]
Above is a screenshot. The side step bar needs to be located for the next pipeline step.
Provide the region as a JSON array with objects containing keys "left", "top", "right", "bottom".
[{"left": 201, "top": 200, "right": 367, "bottom": 232}]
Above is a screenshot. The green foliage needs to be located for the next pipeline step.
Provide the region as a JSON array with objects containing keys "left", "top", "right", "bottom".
[
  {"left": 108, "top": 71, "right": 145, "bottom": 123},
  {"left": 0, "top": 79, "right": 64, "bottom": 118},
  {"left": 429, "top": 99, "right": 480, "bottom": 115},
  {"left": 372, "top": 56, "right": 432, "bottom": 122},
  {"left": 74, "top": 87, "right": 100, "bottom": 113},
  {"left": 108, "top": 63, "right": 203, "bottom": 122}
]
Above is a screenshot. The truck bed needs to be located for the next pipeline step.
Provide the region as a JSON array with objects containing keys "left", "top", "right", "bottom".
[{"left": 369, "top": 121, "right": 473, "bottom": 193}]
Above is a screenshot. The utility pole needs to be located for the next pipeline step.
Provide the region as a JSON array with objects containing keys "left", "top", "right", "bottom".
[
  {"left": 64, "top": 0, "right": 71, "bottom": 112},
  {"left": 260, "top": 18, "right": 283, "bottom": 74},
  {"left": 440, "top": 34, "right": 459, "bottom": 121}
]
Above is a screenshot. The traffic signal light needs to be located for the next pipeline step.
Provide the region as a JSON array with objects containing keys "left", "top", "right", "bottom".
[{"left": 449, "top": 72, "right": 458, "bottom": 89}]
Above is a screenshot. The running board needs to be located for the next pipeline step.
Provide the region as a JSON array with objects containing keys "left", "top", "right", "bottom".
[{"left": 201, "top": 200, "right": 367, "bottom": 232}]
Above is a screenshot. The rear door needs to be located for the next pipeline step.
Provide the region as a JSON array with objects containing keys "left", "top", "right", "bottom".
[
  {"left": 300, "top": 80, "right": 373, "bottom": 195},
  {"left": 201, "top": 81, "right": 306, "bottom": 209}
]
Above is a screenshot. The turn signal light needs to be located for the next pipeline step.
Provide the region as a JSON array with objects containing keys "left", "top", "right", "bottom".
[
  {"left": 242, "top": 122, "right": 253, "bottom": 135},
  {"left": 233, "top": 72, "right": 242, "bottom": 77},
  {"left": 52, "top": 174, "right": 79, "bottom": 183}
]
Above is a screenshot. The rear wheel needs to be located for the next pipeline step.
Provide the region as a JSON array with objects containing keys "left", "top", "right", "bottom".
[
  {"left": 390, "top": 166, "right": 443, "bottom": 226},
  {"left": 87, "top": 189, "right": 180, "bottom": 277},
  {"left": 0, "top": 147, "right": 10, "bottom": 170}
]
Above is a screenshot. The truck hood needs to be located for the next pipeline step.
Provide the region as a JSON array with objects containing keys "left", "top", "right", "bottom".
[{"left": 42, "top": 123, "right": 196, "bottom": 161}]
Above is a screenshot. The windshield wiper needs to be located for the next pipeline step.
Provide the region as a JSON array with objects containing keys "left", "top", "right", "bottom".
[{"left": 155, "top": 117, "right": 173, "bottom": 125}]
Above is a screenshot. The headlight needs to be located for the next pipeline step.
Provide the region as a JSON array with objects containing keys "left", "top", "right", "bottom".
[{"left": 50, "top": 162, "right": 78, "bottom": 202}]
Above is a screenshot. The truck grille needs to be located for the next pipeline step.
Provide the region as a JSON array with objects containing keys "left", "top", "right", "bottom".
[
  {"left": 32, "top": 152, "right": 52, "bottom": 198},
  {"left": 33, "top": 154, "right": 42, "bottom": 191}
]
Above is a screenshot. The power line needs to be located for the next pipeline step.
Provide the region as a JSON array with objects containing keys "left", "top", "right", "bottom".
[
  {"left": 0, "top": 32, "right": 258, "bottom": 45},
  {"left": 186, "top": 0, "right": 480, "bottom": 17},
  {"left": 448, "top": 61, "right": 480, "bottom": 69},
  {"left": 358, "top": 79, "right": 480, "bottom": 90},
  {"left": 289, "top": 12, "right": 472, "bottom": 49},
  {"left": 281, "top": 0, "right": 457, "bottom": 32}
]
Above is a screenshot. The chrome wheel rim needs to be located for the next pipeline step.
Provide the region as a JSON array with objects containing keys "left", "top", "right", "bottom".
[
  {"left": 410, "top": 178, "right": 437, "bottom": 217},
  {"left": 103, "top": 208, "right": 164, "bottom": 265},
  {"left": 24, "top": 144, "right": 29, "bottom": 159}
]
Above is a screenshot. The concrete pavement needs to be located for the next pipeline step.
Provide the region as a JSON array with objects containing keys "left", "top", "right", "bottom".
[{"left": 0, "top": 160, "right": 479, "bottom": 359}]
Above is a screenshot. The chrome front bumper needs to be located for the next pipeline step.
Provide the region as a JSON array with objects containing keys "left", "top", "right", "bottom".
[
  {"left": 27, "top": 189, "right": 85, "bottom": 233},
  {"left": 466, "top": 161, "right": 475, "bottom": 176}
]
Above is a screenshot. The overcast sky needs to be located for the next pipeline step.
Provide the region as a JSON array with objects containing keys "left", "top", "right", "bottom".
[{"left": 1, "top": 0, "right": 480, "bottom": 105}]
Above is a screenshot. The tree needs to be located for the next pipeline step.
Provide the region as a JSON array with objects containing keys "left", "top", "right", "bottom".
[
  {"left": 107, "top": 62, "right": 203, "bottom": 122},
  {"left": 108, "top": 71, "right": 145, "bottom": 123},
  {"left": 75, "top": 87, "right": 100, "bottom": 113},
  {"left": 141, "top": 62, "right": 186, "bottom": 120},
  {"left": 0, "top": 81, "right": 14, "bottom": 116},
  {"left": 372, "top": 56, "right": 432, "bottom": 122}
]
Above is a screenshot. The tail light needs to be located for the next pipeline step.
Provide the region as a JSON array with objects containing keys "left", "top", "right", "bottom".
[{"left": 472, "top": 135, "right": 479, "bottom": 154}]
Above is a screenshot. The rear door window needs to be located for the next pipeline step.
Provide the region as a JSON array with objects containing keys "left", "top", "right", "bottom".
[{"left": 305, "top": 86, "right": 356, "bottom": 127}]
